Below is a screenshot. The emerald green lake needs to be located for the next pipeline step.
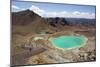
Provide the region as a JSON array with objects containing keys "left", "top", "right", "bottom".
[{"left": 50, "top": 36, "right": 87, "bottom": 49}]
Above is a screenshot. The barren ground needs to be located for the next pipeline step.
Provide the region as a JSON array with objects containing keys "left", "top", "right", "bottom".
[{"left": 11, "top": 25, "right": 96, "bottom": 66}]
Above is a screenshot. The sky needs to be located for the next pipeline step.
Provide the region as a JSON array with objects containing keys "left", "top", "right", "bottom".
[{"left": 12, "top": 1, "right": 96, "bottom": 19}]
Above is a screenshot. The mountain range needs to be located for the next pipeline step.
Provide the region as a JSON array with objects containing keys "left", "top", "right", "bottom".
[{"left": 12, "top": 9, "right": 96, "bottom": 33}]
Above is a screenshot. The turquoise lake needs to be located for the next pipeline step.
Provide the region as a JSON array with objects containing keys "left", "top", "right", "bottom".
[{"left": 50, "top": 36, "right": 87, "bottom": 49}]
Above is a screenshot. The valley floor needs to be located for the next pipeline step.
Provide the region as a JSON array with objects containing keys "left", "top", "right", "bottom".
[{"left": 11, "top": 25, "right": 96, "bottom": 66}]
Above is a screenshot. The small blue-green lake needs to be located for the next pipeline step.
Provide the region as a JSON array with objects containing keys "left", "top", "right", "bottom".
[{"left": 49, "top": 36, "right": 87, "bottom": 49}]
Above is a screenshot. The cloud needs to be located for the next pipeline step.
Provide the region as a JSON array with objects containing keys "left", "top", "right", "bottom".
[
  {"left": 71, "top": 11, "right": 95, "bottom": 19},
  {"left": 12, "top": 5, "right": 20, "bottom": 9},
  {"left": 29, "top": 5, "right": 95, "bottom": 19},
  {"left": 73, "top": 11, "right": 80, "bottom": 15},
  {"left": 42, "top": 11, "right": 95, "bottom": 19},
  {"left": 29, "top": 5, "right": 45, "bottom": 16},
  {"left": 12, "top": 5, "right": 26, "bottom": 12}
]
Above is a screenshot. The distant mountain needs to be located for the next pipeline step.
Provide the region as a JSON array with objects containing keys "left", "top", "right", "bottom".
[
  {"left": 44, "top": 17, "right": 70, "bottom": 27},
  {"left": 44, "top": 17, "right": 96, "bottom": 26},
  {"left": 12, "top": 9, "right": 49, "bottom": 32},
  {"left": 65, "top": 18, "right": 96, "bottom": 25}
]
